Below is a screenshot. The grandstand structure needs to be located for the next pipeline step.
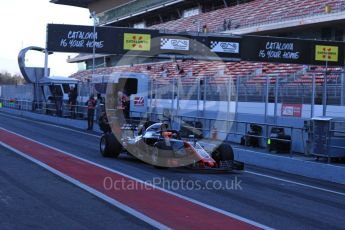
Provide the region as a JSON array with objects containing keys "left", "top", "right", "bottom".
[{"left": 51, "top": 0, "right": 345, "bottom": 118}]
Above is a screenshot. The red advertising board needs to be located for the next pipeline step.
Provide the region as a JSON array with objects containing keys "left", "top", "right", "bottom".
[{"left": 281, "top": 104, "right": 302, "bottom": 117}]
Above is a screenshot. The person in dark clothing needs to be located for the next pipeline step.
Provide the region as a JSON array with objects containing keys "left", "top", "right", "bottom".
[
  {"left": 68, "top": 87, "right": 77, "bottom": 118},
  {"left": 98, "top": 111, "right": 111, "bottom": 133},
  {"left": 117, "top": 91, "right": 130, "bottom": 120},
  {"left": 227, "top": 19, "right": 232, "bottom": 30},
  {"left": 86, "top": 94, "right": 96, "bottom": 130},
  {"left": 223, "top": 19, "right": 231, "bottom": 31},
  {"left": 51, "top": 85, "right": 63, "bottom": 116}
]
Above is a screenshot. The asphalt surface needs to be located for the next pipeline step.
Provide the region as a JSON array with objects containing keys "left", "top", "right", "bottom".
[
  {"left": 0, "top": 145, "right": 153, "bottom": 230},
  {"left": 1, "top": 111, "right": 345, "bottom": 230}
]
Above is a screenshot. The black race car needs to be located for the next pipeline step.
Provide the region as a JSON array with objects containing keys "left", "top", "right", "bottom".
[{"left": 100, "top": 122, "right": 244, "bottom": 171}]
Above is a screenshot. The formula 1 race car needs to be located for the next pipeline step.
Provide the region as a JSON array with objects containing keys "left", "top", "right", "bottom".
[{"left": 100, "top": 122, "right": 244, "bottom": 171}]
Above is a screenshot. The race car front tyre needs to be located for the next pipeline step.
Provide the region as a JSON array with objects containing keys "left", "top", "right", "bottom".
[
  {"left": 212, "top": 143, "right": 234, "bottom": 162},
  {"left": 100, "top": 133, "right": 122, "bottom": 158}
]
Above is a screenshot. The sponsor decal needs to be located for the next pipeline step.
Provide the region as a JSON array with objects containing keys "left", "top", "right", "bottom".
[
  {"left": 210, "top": 41, "right": 239, "bottom": 53},
  {"left": 281, "top": 104, "right": 302, "bottom": 117},
  {"left": 134, "top": 97, "right": 144, "bottom": 106},
  {"left": 124, "top": 33, "right": 151, "bottom": 51},
  {"left": 160, "top": 38, "right": 190, "bottom": 51},
  {"left": 315, "top": 45, "right": 338, "bottom": 62}
]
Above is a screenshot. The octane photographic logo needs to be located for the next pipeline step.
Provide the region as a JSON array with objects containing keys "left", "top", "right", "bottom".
[
  {"left": 105, "top": 35, "right": 235, "bottom": 168},
  {"left": 103, "top": 176, "right": 243, "bottom": 192}
]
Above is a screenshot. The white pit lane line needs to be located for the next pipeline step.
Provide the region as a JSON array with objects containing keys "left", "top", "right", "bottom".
[
  {"left": 245, "top": 170, "right": 345, "bottom": 197},
  {"left": 0, "top": 112, "right": 100, "bottom": 138}
]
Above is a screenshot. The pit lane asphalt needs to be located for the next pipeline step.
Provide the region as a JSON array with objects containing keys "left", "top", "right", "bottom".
[
  {"left": 0, "top": 145, "right": 153, "bottom": 230},
  {"left": 1, "top": 112, "right": 345, "bottom": 230}
]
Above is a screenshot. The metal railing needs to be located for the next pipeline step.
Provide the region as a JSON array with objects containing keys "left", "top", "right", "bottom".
[
  {"left": 98, "top": 0, "right": 181, "bottom": 25},
  {"left": 328, "top": 123, "right": 345, "bottom": 151},
  {"left": 3, "top": 97, "right": 345, "bottom": 159},
  {"left": 0, "top": 98, "right": 101, "bottom": 121}
]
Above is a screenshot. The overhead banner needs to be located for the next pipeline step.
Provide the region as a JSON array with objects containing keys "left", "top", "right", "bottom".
[
  {"left": 311, "top": 41, "right": 344, "bottom": 66},
  {"left": 210, "top": 41, "right": 239, "bottom": 53},
  {"left": 46, "top": 24, "right": 119, "bottom": 53},
  {"left": 46, "top": 24, "right": 158, "bottom": 55},
  {"left": 315, "top": 45, "right": 339, "bottom": 62},
  {"left": 207, "top": 36, "right": 241, "bottom": 60},
  {"left": 46, "top": 24, "right": 344, "bottom": 66},
  {"left": 158, "top": 35, "right": 191, "bottom": 53},
  {"left": 123, "top": 33, "right": 151, "bottom": 51},
  {"left": 118, "top": 28, "right": 159, "bottom": 56},
  {"left": 241, "top": 36, "right": 311, "bottom": 65},
  {"left": 156, "top": 35, "right": 193, "bottom": 59},
  {"left": 242, "top": 35, "right": 345, "bottom": 66},
  {"left": 176, "top": 35, "right": 242, "bottom": 61},
  {"left": 160, "top": 38, "right": 190, "bottom": 51}
]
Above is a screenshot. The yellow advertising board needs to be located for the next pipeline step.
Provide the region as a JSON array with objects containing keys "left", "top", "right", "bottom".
[
  {"left": 315, "top": 45, "right": 338, "bottom": 62},
  {"left": 124, "top": 33, "right": 151, "bottom": 51}
]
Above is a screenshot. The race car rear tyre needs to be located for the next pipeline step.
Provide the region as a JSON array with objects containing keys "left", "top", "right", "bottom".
[
  {"left": 212, "top": 143, "right": 234, "bottom": 162},
  {"left": 100, "top": 133, "right": 122, "bottom": 158}
]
